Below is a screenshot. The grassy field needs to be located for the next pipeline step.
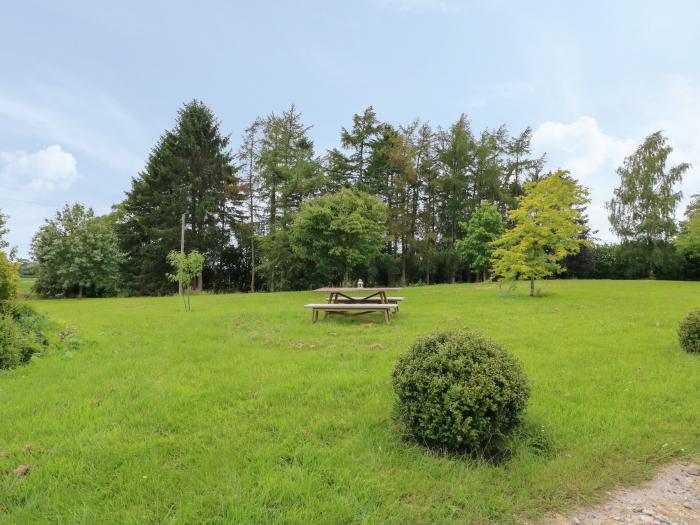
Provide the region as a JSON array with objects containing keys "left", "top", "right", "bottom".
[
  {"left": 17, "top": 277, "right": 36, "bottom": 299},
  {"left": 1, "top": 280, "right": 699, "bottom": 524}
]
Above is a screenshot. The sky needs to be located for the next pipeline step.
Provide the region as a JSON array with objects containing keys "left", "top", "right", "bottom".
[{"left": 1, "top": 0, "right": 699, "bottom": 257}]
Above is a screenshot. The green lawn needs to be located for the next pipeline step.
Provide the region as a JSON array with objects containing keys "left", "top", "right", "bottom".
[
  {"left": 1, "top": 280, "right": 699, "bottom": 524},
  {"left": 18, "top": 277, "right": 36, "bottom": 299}
]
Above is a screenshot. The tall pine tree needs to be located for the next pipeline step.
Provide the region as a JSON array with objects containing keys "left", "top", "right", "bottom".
[{"left": 118, "top": 100, "right": 241, "bottom": 294}]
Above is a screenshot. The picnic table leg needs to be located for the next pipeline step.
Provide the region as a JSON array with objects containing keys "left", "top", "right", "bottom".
[
  {"left": 312, "top": 308, "right": 318, "bottom": 323},
  {"left": 324, "top": 293, "right": 335, "bottom": 319},
  {"left": 383, "top": 309, "right": 391, "bottom": 324}
]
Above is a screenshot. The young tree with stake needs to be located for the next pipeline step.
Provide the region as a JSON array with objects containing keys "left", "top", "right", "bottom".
[{"left": 166, "top": 250, "right": 205, "bottom": 311}]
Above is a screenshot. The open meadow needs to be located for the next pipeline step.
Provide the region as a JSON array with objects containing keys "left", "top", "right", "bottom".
[{"left": 1, "top": 280, "right": 699, "bottom": 524}]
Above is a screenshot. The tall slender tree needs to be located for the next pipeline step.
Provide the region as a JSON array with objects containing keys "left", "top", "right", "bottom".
[
  {"left": 606, "top": 131, "right": 689, "bottom": 278},
  {"left": 340, "top": 106, "right": 382, "bottom": 188},
  {"left": 257, "top": 105, "right": 323, "bottom": 291},
  {"left": 238, "top": 119, "right": 262, "bottom": 292},
  {"left": 437, "top": 115, "right": 475, "bottom": 282}
]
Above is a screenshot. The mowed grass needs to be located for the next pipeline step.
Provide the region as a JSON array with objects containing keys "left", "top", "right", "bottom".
[{"left": 1, "top": 281, "right": 699, "bottom": 524}]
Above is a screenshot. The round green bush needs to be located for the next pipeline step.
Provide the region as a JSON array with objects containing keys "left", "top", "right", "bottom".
[
  {"left": 678, "top": 309, "right": 700, "bottom": 354},
  {"left": 392, "top": 330, "right": 530, "bottom": 453}
]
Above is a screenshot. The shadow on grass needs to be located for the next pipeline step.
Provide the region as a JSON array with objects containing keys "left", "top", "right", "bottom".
[{"left": 393, "top": 416, "right": 557, "bottom": 466}]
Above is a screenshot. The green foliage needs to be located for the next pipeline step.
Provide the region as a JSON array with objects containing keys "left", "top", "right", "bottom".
[
  {"left": 166, "top": 250, "right": 205, "bottom": 311},
  {"left": 118, "top": 100, "right": 241, "bottom": 295},
  {"left": 0, "top": 304, "right": 49, "bottom": 370},
  {"left": 0, "top": 250, "right": 20, "bottom": 306},
  {"left": 491, "top": 171, "right": 590, "bottom": 295},
  {"left": 677, "top": 309, "right": 700, "bottom": 354},
  {"left": 339, "top": 106, "right": 382, "bottom": 187},
  {"left": 31, "top": 204, "right": 122, "bottom": 297},
  {"left": 0, "top": 208, "right": 9, "bottom": 251},
  {"left": 675, "top": 194, "right": 700, "bottom": 262},
  {"left": 0, "top": 314, "right": 23, "bottom": 369},
  {"left": 392, "top": 330, "right": 530, "bottom": 454},
  {"left": 291, "top": 188, "right": 387, "bottom": 284},
  {"left": 456, "top": 201, "right": 504, "bottom": 280},
  {"left": 607, "top": 131, "right": 690, "bottom": 277}
]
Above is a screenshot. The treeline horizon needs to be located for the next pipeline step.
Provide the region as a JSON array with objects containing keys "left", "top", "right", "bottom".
[{"left": 20, "top": 100, "right": 700, "bottom": 297}]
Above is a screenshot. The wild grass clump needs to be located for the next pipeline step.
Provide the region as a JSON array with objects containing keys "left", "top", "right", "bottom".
[
  {"left": 678, "top": 308, "right": 700, "bottom": 353},
  {"left": 392, "top": 329, "right": 530, "bottom": 455}
]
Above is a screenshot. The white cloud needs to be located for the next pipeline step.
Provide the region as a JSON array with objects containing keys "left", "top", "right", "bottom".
[
  {"left": 0, "top": 70, "right": 145, "bottom": 175},
  {"left": 0, "top": 145, "right": 78, "bottom": 191},
  {"left": 532, "top": 110, "right": 700, "bottom": 242},
  {"left": 532, "top": 117, "right": 636, "bottom": 242},
  {"left": 532, "top": 116, "right": 635, "bottom": 180}
]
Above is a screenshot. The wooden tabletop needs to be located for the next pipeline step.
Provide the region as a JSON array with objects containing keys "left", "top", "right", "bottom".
[{"left": 314, "top": 287, "right": 402, "bottom": 292}]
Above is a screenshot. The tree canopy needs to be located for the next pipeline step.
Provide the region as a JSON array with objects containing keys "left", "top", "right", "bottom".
[
  {"left": 675, "top": 194, "right": 700, "bottom": 263},
  {"left": 456, "top": 201, "right": 505, "bottom": 281},
  {"left": 290, "top": 188, "right": 386, "bottom": 285},
  {"left": 31, "top": 204, "right": 122, "bottom": 297},
  {"left": 118, "top": 100, "right": 242, "bottom": 294},
  {"left": 606, "top": 131, "right": 690, "bottom": 278},
  {"left": 490, "top": 171, "right": 590, "bottom": 295}
]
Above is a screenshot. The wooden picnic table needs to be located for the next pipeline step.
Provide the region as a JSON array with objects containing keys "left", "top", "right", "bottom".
[
  {"left": 314, "top": 287, "right": 402, "bottom": 305},
  {"left": 306, "top": 287, "right": 403, "bottom": 324}
]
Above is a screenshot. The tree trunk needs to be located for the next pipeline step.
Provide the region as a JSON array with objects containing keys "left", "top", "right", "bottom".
[
  {"left": 401, "top": 245, "right": 407, "bottom": 286},
  {"left": 483, "top": 268, "right": 487, "bottom": 283},
  {"left": 530, "top": 276, "right": 535, "bottom": 297},
  {"left": 343, "top": 268, "right": 349, "bottom": 287},
  {"left": 250, "top": 237, "right": 255, "bottom": 292}
]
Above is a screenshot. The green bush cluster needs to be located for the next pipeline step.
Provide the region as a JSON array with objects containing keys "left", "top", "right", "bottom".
[
  {"left": 0, "top": 304, "right": 50, "bottom": 370},
  {"left": 678, "top": 309, "right": 700, "bottom": 354},
  {"left": 0, "top": 251, "right": 51, "bottom": 370},
  {"left": 392, "top": 330, "right": 530, "bottom": 454}
]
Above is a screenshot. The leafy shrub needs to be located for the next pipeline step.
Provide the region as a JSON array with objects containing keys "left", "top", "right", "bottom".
[
  {"left": 0, "top": 251, "right": 20, "bottom": 306},
  {"left": 392, "top": 330, "right": 530, "bottom": 454},
  {"left": 0, "top": 304, "right": 50, "bottom": 370},
  {"left": 678, "top": 309, "right": 700, "bottom": 354},
  {"left": 0, "top": 314, "right": 23, "bottom": 369}
]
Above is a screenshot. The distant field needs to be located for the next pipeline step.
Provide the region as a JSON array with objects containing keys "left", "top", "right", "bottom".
[
  {"left": 1, "top": 280, "right": 699, "bottom": 524},
  {"left": 18, "top": 277, "right": 35, "bottom": 298}
]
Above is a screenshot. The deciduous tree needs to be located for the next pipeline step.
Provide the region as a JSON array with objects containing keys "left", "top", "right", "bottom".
[
  {"left": 606, "top": 131, "right": 690, "bottom": 278},
  {"left": 31, "top": 204, "right": 123, "bottom": 297},
  {"left": 491, "top": 171, "right": 590, "bottom": 296},
  {"left": 291, "top": 189, "right": 386, "bottom": 285},
  {"left": 456, "top": 201, "right": 504, "bottom": 282}
]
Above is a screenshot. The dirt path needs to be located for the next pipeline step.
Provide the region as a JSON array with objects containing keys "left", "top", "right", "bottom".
[{"left": 543, "top": 463, "right": 700, "bottom": 525}]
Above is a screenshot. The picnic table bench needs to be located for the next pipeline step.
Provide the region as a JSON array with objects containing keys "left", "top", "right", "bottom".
[{"left": 306, "top": 287, "right": 403, "bottom": 324}]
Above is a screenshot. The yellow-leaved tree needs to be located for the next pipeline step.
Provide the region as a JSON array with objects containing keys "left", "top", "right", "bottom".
[{"left": 490, "top": 170, "right": 590, "bottom": 296}]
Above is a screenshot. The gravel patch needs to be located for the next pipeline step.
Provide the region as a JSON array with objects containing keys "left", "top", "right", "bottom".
[{"left": 542, "top": 463, "right": 700, "bottom": 525}]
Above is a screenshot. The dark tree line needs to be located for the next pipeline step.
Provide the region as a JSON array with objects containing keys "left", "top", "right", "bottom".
[
  {"left": 116, "top": 100, "right": 551, "bottom": 294},
  {"left": 27, "top": 100, "right": 697, "bottom": 297}
]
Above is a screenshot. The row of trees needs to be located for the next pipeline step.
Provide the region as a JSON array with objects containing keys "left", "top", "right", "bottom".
[
  {"left": 15, "top": 100, "right": 699, "bottom": 297},
  {"left": 115, "top": 101, "right": 548, "bottom": 294}
]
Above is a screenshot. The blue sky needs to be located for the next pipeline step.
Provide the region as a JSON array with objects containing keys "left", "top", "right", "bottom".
[{"left": 2, "top": 0, "right": 699, "bottom": 256}]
